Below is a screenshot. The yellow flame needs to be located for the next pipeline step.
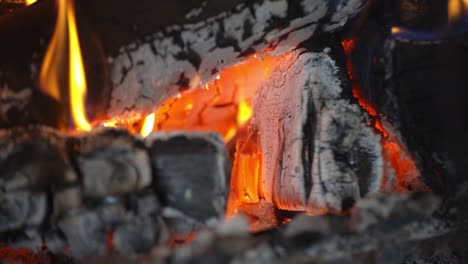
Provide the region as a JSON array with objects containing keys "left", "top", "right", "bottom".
[
  {"left": 68, "top": 0, "right": 91, "bottom": 131},
  {"left": 103, "top": 120, "right": 117, "bottom": 127},
  {"left": 140, "top": 113, "right": 155, "bottom": 137},
  {"left": 184, "top": 103, "right": 193, "bottom": 111},
  {"left": 237, "top": 100, "right": 252, "bottom": 126},
  {"left": 25, "top": 0, "right": 37, "bottom": 5},
  {"left": 40, "top": 0, "right": 91, "bottom": 131},
  {"left": 224, "top": 126, "right": 237, "bottom": 142}
]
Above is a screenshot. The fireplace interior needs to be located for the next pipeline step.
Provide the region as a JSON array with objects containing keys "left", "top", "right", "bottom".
[{"left": 0, "top": 0, "right": 468, "bottom": 263}]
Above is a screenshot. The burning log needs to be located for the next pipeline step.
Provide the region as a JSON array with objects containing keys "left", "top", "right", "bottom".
[
  {"left": 105, "top": 0, "right": 368, "bottom": 121},
  {"left": 230, "top": 45, "right": 383, "bottom": 217},
  {"left": 0, "top": 0, "right": 368, "bottom": 128},
  {"left": 0, "top": 127, "right": 230, "bottom": 258},
  {"left": 346, "top": 0, "right": 468, "bottom": 193}
]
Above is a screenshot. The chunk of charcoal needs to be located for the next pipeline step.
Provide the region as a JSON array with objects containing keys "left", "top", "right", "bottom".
[
  {"left": 113, "top": 192, "right": 168, "bottom": 255},
  {"left": 113, "top": 215, "right": 159, "bottom": 254},
  {"left": 43, "top": 230, "right": 67, "bottom": 254},
  {"left": 136, "top": 191, "right": 162, "bottom": 216},
  {"left": 58, "top": 204, "right": 128, "bottom": 257},
  {"left": 161, "top": 207, "right": 206, "bottom": 241},
  {"left": 59, "top": 192, "right": 167, "bottom": 258},
  {"left": 147, "top": 132, "right": 230, "bottom": 224},
  {"left": 0, "top": 126, "right": 77, "bottom": 192},
  {"left": 53, "top": 186, "right": 82, "bottom": 215},
  {"left": 0, "top": 191, "right": 46, "bottom": 232},
  {"left": 74, "top": 128, "right": 152, "bottom": 198}
]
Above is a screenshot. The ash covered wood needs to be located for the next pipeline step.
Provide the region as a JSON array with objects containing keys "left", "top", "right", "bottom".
[
  {"left": 0, "top": 0, "right": 368, "bottom": 127},
  {"left": 0, "top": 126, "right": 231, "bottom": 258},
  {"left": 244, "top": 46, "right": 382, "bottom": 213},
  {"left": 106, "top": 0, "right": 368, "bottom": 120}
]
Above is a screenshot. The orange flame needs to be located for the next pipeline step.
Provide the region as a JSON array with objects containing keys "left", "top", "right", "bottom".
[
  {"left": 39, "top": 0, "right": 67, "bottom": 101},
  {"left": 231, "top": 139, "right": 261, "bottom": 204},
  {"left": 68, "top": 0, "right": 91, "bottom": 131},
  {"left": 39, "top": 0, "right": 91, "bottom": 131}
]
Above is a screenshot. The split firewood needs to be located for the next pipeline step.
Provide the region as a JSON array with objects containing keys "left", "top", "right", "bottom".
[
  {"left": 0, "top": 126, "right": 230, "bottom": 258},
  {"left": 231, "top": 46, "right": 383, "bottom": 215},
  {"left": 0, "top": 0, "right": 368, "bottom": 127}
]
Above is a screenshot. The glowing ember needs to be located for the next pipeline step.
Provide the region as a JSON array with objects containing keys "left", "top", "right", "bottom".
[
  {"left": 140, "top": 113, "right": 155, "bottom": 137},
  {"left": 103, "top": 120, "right": 118, "bottom": 127},
  {"left": 39, "top": 0, "right": 91, "bottom": 131},
  {"left": 237, "top": 99, "right": 253, "bottom": 126},
  {"left": 230, "top": 139, "right": 261, "bottom": 204},
  {"left": 342, "top": 39, "right": 423, "bottom": 191},
  {"left": 136, "top": 54, "right": 281, "bottom": 141},
  {"left": 0, "top": 246, "right": 40, "bottom": 263},
  {"left": 24, "top": 0, "right": 37, "bottom": 6}
]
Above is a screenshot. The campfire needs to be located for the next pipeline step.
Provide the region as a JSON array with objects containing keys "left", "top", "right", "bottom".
[{"left": 0, "top": 0, "right": 468, "bottom": 263}]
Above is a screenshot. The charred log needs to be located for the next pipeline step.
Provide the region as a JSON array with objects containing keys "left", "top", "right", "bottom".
[
  {"left": 0, "top": 0, "right": 368, "bottom": 128},
  {"left": 231, "top": 46, "right": 383, "bottom": 214},
  {"left": 348, "top": 8, "right": 468, "bottom": 193}
]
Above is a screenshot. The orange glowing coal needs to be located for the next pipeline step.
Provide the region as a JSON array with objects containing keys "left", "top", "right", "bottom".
[
  {"left": 137, "top": 54, "right": 280, "bottom": 141},
  {"left": 39, "top": 0, "right": 91, "bottom": 131},
  {"left": 342, "top": 39, "right": 424, "bottom": 191}
]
